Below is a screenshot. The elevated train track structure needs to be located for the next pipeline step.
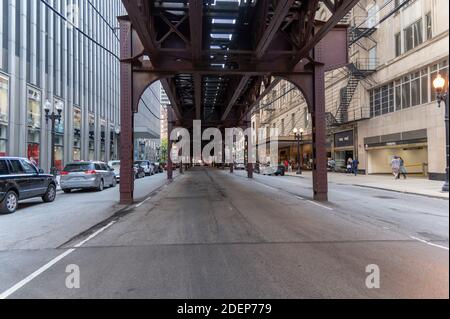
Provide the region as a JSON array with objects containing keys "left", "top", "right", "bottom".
[{"left": 119, "top": 0, "right": 358, "bottom": 204}]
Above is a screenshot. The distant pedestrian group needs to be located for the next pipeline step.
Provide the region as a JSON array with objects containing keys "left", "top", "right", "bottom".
[
  {"left": 391, "top": 156, "right": 407, "bottom": 180},
  {"left": 347, "top": 157, "right": 359, "bottom": 176}
]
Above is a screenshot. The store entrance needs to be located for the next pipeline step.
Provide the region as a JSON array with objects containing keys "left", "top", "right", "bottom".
[{"left": 335, "top": 150, "right": 354, "bottom": 171}]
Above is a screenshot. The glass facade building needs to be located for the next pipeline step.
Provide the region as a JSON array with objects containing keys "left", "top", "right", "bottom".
[{"left": 0, "top": 0, "right": 161, "bottom": 172}]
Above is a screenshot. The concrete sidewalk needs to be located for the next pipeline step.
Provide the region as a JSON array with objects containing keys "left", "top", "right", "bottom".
[{"left": 285, "top": 171, "right": 449, "bottom": 199}]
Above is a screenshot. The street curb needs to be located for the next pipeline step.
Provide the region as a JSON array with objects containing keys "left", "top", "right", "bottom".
[
  {"left": 286, "top": 173, "right": 449, "bottom": 200},
  {"left": 352, "top": 184, "right": 449, "bottom": 200}
]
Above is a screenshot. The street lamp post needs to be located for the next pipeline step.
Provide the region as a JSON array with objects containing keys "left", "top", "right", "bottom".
[
  {"left": 293, "top": 128, "right": 304, "bottom": 175},
  {"left": 44, "top": 100, "right": 63, "bottom": 176},
  {"left": 433, "top": 73, "right": 449, "bottom": 192}
]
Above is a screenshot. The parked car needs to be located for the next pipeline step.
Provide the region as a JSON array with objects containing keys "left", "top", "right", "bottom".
[
  {"left": 259, "top": 164, "right": 285, "bottom": 176},
  {"left": 235, "top": 163, "right": 246, "bottom": 170},
  {"left": 60, "top": 161, "right": 117, "bottom": 193},
  {"left": 135, "top": 160, "right": 154, "bottom": 176},
  {"left": 0, "top": 157, "right": 57, "bottom": 214},
  {"left": 108, "top": 160, "right": 121, "bottom": 182},
  {"left": 274, "top": 165, "right": 286, "bottom": 176},
  {"left": 134, "top": 164, "right": 146, "bottom": 179},
  {"left": 153, "top": 162, "right": 164, "bottom": 173}
]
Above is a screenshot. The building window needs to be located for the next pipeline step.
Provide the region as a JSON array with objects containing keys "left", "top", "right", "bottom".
[
  {"left": 370, "top": 59, "right": 448, "bottom": 118},
  {"left": 404, "top": 19, "right": 423, "bottom": 52},
  {"left": 410, "top": 72, "right": 421, "bottom": 107},
  {"left": 88, "top": 114, "right": 95, "bottom": 161},
  {"left": 395, "top": 33, "right": 402, "bottom": 57},
  {"left": 0, "top": 75, "right": 9, "bottom": 156},
  {"left": 402, "top": 75, "right": 411, "bottom": 109},
  {"left": 426, "top": 12, "right": 432, "bottom": 40},
  {"left": 27, "top": 87, "right": 41, "bottom": 165},
  {"left": 394, "top": 80, "right": 402, "bottom": 111},
  {"left": 73, "top": 107, "right": 82, "bottom": 161}
]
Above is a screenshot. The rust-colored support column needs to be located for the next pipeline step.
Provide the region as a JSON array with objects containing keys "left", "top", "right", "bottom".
[
  {"left": 167, "top": 108, "right": 174, "bottom": 180},
  {"left": 119, "top": 19, "right": 134, "bottom": 205},
  {"left": 245, "top": 122, "right": 254, "bottom": 179},
  {"left": 179, "top": 160, "right": 184, "bottom": 174},
  {"left": 311, "top": 61, "right": 328, "bottom": 201}
]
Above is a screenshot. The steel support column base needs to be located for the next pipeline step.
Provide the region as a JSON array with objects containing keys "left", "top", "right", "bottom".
[
  {"left": 247, "top": 165, "right": 253, "bottom": 179},
  {"left": 314, "top": 192, "right": 328, "bottom": 202},
  {"left": 120, "top": 193, "right": 134, "bottom": 205}
]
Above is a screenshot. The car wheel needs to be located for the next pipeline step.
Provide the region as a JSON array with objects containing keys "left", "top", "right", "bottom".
[
  {"left": 97, "top": 179, "right": 104, "bottom": 192},
  {"left": 111, "top": 177, "right": 117, "bottom": 188},
  {"left": 1, "top": 191, "right": 18, "bottom": 214},
  {"left": 63, "top": 189, "right": 72, "bottom": 194},
  {"left": 42, "top": 184, "right": 57, "bottom": 203}
]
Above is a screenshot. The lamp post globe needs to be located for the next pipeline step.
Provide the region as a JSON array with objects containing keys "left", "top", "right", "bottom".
[{"left": 433, "top": 73, "right": 449, "bottom": 192}]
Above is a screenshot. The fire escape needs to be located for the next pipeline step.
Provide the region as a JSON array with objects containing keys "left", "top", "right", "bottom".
[{"left": 326, "top": 10, "right": 378, "bottom": 128}]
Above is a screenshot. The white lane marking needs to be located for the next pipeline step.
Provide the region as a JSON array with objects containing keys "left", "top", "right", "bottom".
[
  {"left": 296, "top": 196, "right": 305, "bottom": 200},
  {"left": 73, "top": 221, "right": 116, "bottom": 248},
  {"left": 0, "top": 221, "right": 116, "bottom": 299},
  {"left": 307, "top": 200, "right": 334, "bottom": 211},
  {"left": 135, "top": 196, "right": 152, "bottom": 208},
  {"left": 0, "top": 248, "right": 75, "bottom": 299},
  {"left": 410, "top": 236, "right": 449, "bottom": 251},
  {"left": 260, "top": 183, "right": 278, "bottom": 191}
]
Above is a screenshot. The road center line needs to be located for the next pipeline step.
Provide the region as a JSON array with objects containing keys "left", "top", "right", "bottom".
[
  {"left": 0, "top": 221, "right": 117, "bottom": 299},
  {"left": 410, "top": 236, "right": 449, "bottom": 251},
  {"left": 307, "top": 200, "right": 334, "bottom": 211}
]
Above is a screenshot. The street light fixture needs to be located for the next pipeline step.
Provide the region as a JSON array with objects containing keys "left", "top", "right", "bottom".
[
  {"left": 44, "top": 99, "right": 63, "bottom": 176},
  {"left": 293, "top": 127, "right": 304, "bottom": 175},
  {"left": 433, "top": 73, "right": 449, "bottom": 192}
]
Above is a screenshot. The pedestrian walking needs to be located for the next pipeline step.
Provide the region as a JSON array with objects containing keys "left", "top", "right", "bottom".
[
  {"left": 398, "top": 157, "right": 407, "bottom": 180},
  {"left": 352, "top": 158, "right": 360, "bottom": 176},
  {"left": 391, "top": 156, "right": 401, "bottom": 179},
  {"left": 347, "top": 158, "right": 353, "bottom": 174},
  {"left": 284, "top": 160, "right": 289, "bottom": 172}
]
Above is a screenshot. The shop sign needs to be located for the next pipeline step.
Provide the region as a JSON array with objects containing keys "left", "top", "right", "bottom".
[{"left": 334, "top": 130, "right": 354, "bottom": 148}]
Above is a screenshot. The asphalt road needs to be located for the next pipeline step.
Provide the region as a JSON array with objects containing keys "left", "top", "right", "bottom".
[
  {"left": 0, "top": 173, "right": 171, "bottom": 251},
  {"left": 0, "top": 168, "right": 448, "bottom": 299}
]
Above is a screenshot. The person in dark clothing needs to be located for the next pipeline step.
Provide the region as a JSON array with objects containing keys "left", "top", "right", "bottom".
[
  {"left": 352, "top": 158, "right": 360, "bottom": 176},
  {"left": 398, "top": 157, "right": 407, "bottom": 179}
]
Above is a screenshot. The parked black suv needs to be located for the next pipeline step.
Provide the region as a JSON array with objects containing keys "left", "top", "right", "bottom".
[{"left": 0, "top": 157, "right": 57, "bottom": 214}]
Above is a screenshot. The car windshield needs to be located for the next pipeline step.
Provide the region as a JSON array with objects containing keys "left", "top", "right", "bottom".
[
  {"left": 63, "top": 163, "right": 93, "bottom": 172},
  {"left": 110, "top": 161, "right": 120, "bottom": 167}
]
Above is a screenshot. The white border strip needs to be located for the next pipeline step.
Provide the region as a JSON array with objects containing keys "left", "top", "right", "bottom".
[
  {"left": 410, "top": 236, "right": 449, "bottom": 251},
  {"left": 0, "top": 221, "right": 116, "bottom": 299}
]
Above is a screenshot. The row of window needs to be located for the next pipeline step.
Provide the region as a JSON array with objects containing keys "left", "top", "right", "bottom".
[
  {"left": 0, "top": 0, "right": 122, "bottom": 124},
  {"left": 395, "top": 14, "right": 432, "bottom": 58},
  {"left": 370, "top": 59, "right": 448, "bottom": 117},
  {"left": 0, "top": 76, "right": 118, "bottom": 169}
]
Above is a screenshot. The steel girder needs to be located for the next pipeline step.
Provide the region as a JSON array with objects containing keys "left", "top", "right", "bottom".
[{"left": 119, "top": 0, "right": 357, "bottom": 204}]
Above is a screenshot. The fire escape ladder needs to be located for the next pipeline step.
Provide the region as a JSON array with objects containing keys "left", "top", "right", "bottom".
[{"left": 336, "top": 71, "right": 361, "bottom": 123}]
